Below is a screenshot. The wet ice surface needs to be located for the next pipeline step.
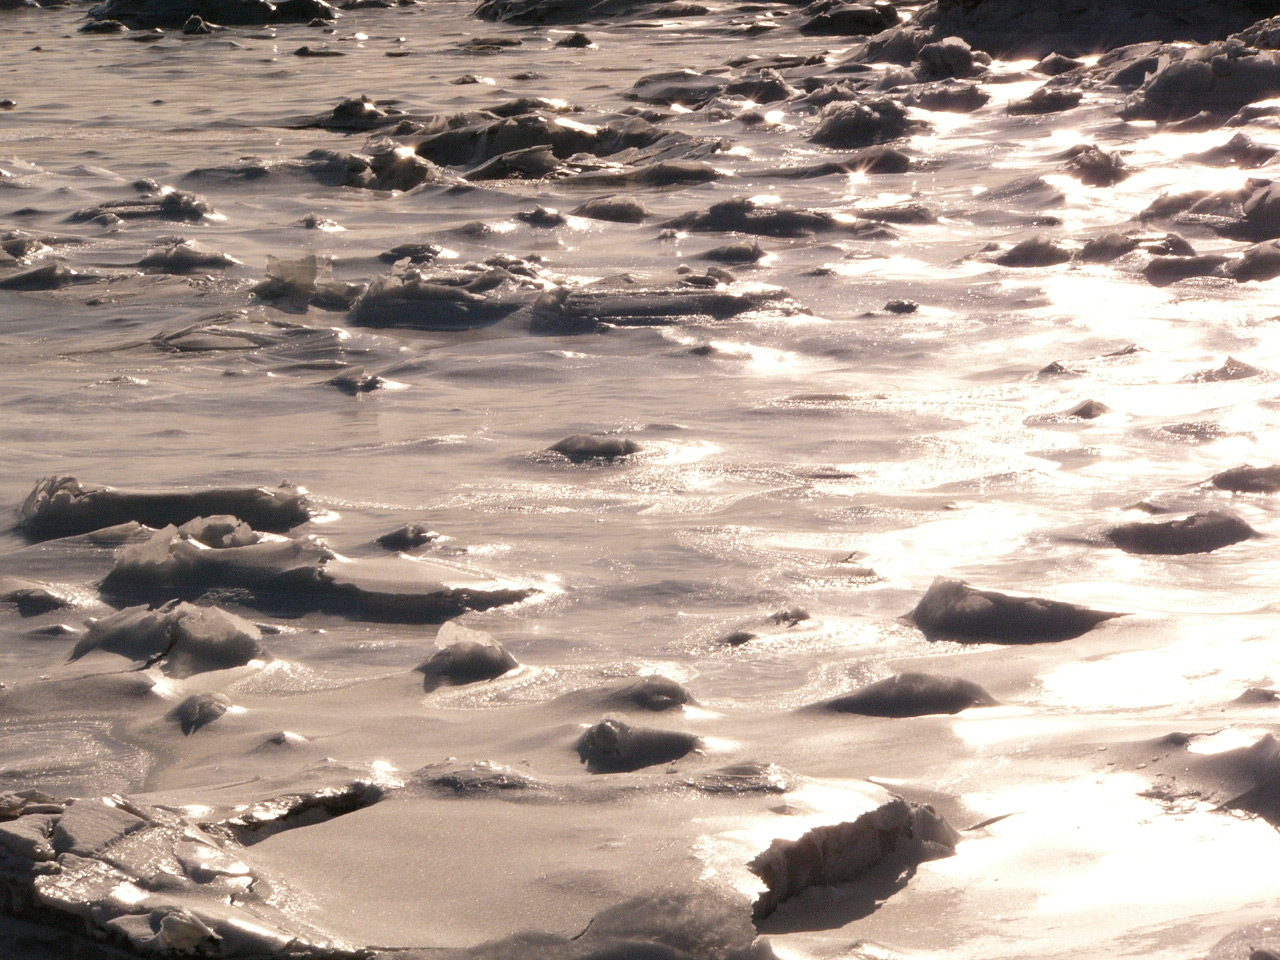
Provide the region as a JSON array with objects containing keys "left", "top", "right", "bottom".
[{"left": 2, "top": 0, "right": 1280, "bottom": 957}]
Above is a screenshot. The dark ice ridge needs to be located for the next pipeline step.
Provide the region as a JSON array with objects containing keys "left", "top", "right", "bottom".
[
  {"left": 1108, "top": 509, "right": 1258, "bottom": 555},
  {"left": 0, "top": 261, "right": 118, "bottom": 290},
  {"left": 817, "top": 671, "right": 997, "bottom": 717},
  {"left": 973, "top": 228, "right": 1267, "bottom": 280},
  {"left": 69, "top": 187, "right": 216, "bottom": 226},
  {"left": 522, "top": 277, "right": 800, "bottom": 335},
  {"left": 299, "top": 142, "right": 448, "bottom": 193},
  {"left": 1117, "top": 39, "right": 1280, "bottom": 124},
  {"left": 549, "top": 434, "right": 642, "bottom": 462},
  {"left": 663, "top": 196, "right": 896, "bottom": 239},
  {"left": 375, "top": 521, "right": 439, "bottom": 551},
  {"left": 346, "top": 258, "right": 544, "bottom": 331},
  {"left": 324, "top": 367, "right": 401, "bottom": 395},
  {"left": 858, "top": 0, "right": 1280, "bottom": 61},
  {"left": 187, "top": 146, "right": 449, "bottom": 193},
  {"left": 1139, "top": 183, "right": 1254, "bottom": 234},
  {"left": 13, "top": 477, "right": 533, "bottom": 622},
  {"left": 906, "top": 576, "right": 1123, "bottom": 644},
  {"left": 86, "top": 0, "right": 337, "bottom": 28},
  {"left": 100, "top": 518, "right": 535, "bottom": 623},
  {"left": 201, "top": 57, "right": 947, "bottom": 197},
  {"left": 18, "top": 476, "right": 314, "bottom": 541},
  {"left": 411, "top": 760, "right": 544, "bottom": 796},
  {"left": 1210, "top": 463, "right": 1280, "bottom": 493},
  {"left": 287, "top": 95, "right": 416, "bottom": 134},
  {"left": 412, "top": 109, "right": 715, "bottom": 179},
  {"left": 343, "top": 256, "right": 799, "bottom": 333}
]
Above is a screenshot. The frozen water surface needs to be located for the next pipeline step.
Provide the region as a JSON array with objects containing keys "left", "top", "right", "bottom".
[{"left": 1, "top": 1, "right": 1280, "bottom": 957}]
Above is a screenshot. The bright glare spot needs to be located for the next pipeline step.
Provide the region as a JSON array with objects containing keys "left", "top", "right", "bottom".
[
  {"left": 658, "top": 440, "right": 722, "bottom": 465},
  {"left": 1032, "top": 270, "right": 1172, "bottom": 318},
  {"left": 553, "top": 117, "right": 599, "bottom": 135},
  {"left": 707, "top": 340, "right": 800, "bottom": 372},
  {"left": 831, "top": 256, "right": 935, "bottom": 279},
  {"left": 148, "top": 675, "right": 179, "bottom": 699},
  {"left": 1039, "top": 623, "right": 1280, "bottom": 709},
  {"left": 1186, "top": 727, "right": 1273, "bottom": 755},
  {"left": 109, "top": 881, "right": 150, "bottom": 906}
]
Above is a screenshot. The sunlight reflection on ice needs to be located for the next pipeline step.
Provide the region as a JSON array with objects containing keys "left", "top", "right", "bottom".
[
  {"left": 1040, "top": 626, "right": 1280, "bottom": 710},
  {"left": 938, "top": 774, "right": 1280, "bottom": 932},
  {"left": 705, "top": 340, "right": 802, "bottom": 371}
]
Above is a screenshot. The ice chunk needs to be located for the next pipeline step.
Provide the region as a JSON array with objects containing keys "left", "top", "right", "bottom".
[
  {"left": 576, "top": 718, "right": 700, "bottom": 773},
  {"left": 70, "top": 600, "right": 267, "bottom": 677},
  {"left": 417, "top": 621, "right": 519, "bottom": 690},
  {"left": 0, "top": 814, "right": 57, "bottom": 861},
  {"left": 170, "top": 692, "right": 233, "bottom": 734},
  {"left": 51, "top": 798, "right": 148, "bottom": 858}
]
